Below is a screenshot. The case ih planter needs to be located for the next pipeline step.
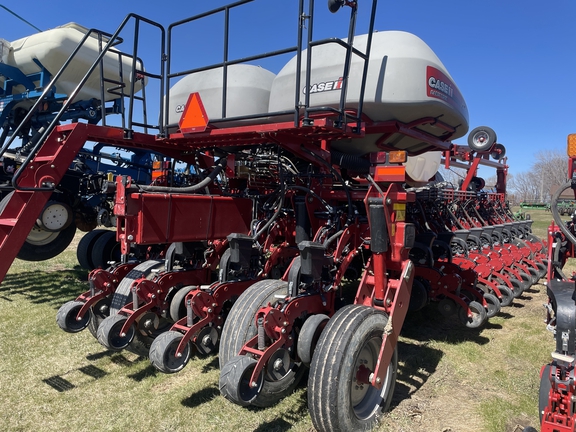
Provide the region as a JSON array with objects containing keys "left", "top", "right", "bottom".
[{"left": 0, "top": 1, "right": 548, "bottom": 431}]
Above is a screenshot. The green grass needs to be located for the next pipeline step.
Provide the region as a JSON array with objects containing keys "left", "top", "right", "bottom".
[{"left": 0, "top": 212, "right": 557, "bottom": 431}]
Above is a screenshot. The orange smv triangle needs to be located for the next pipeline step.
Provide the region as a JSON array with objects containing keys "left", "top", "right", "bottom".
[{"left": 179, "top": 92, "right": 209, "bottom": 133}]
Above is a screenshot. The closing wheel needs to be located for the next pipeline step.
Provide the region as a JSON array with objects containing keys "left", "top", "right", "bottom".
[
  {"left": 87, "top": 297, "right": 112, "bottom": 338},
  {"left": 149, "top": 330, "right": 192, "bottom": 374},
  {"left": 107, "top": 259, "right": 166, "bottom": 357},
  {"left": 220, "top": 355, "right": 263, "bottom": 407},
  {"left": 467, "top": 126, "right": 497, "bottom": 151},
  {"left": 536, "top": 261, "right": 548, "bottom": 279},
  {"left": 458, "top": 300, "right": 487, "bottom": 329},
  {"left": 309, "top": 305, "right": 397, "bottom": 432},
  {"left": 96, "top": 313, "right": 135, "bottom": 351},
  {"left": 195, "top": 326, "right": 219, "bottom": 356},
  {"left": 56, "top": 300, "right": 90, "bottom": 333},
  {"left": 483, "top": 293, "right": 500, "bottom": 318},
  {"left": 218, "top": 278, "right": 305, "bottom": 407},
  {"left": 497, "top": 285, "right": 514, "bottom": 307},
  {"left": 517, "top": 271, "right": 532, "bottom": 294},
  {"left": 297, "top": 314, "right": 329, "bottom": 367},
  {"left": 539, "top": 364, "right": 552, "bottom": 422},
  {"left": 438, "top": 297, "right": 457, "bottom": 317},
  {"left": 77, "top": 229, "right": 108, "bottom": 270},
  {"left": 169, "top": 285, "right": 196, "bottom": 322}
]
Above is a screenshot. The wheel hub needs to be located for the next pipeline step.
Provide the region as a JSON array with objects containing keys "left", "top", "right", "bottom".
[{"left": 266, "top": 348, "right": 292, "bottom": 381}]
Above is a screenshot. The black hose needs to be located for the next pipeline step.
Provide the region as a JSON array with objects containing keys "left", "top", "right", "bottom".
[
  {"left": 138, "top": 158, "right": 227, "bottom": 193},
  {"left": 330, "top": 149, "right": 370, "bottom": 173},
  {"left": 550, "top": 180, "right": 576, "bottom": 279}
]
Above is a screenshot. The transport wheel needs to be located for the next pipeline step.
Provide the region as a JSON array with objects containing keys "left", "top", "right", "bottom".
[
  {"left": 0, "top": 191, "right": 78, "bottom": 261},
  {"left": 539, "top": 365, "right": 552, "bottom": 422},
  {"left": 220, "top": 355, "right": 263, "bottom": 407},
  {"left": 219, "top": 278, "right": 305, "bottom": 407},
  {"left": 467, "top": 126, "right": 497, "bottom": 152},
  {"left": 483, "top": 293, "right": 500, "bottom": 318},
  {"left": 77, "top": 229, "right": 108, "bottom": 270},
  {"left": 97, "top": 313, "right": 135, "bottom": 351},
  {"left": 106, "top": 260, "right": 166, "bottom": 356},
  {"left": 297, "top": 314, "right": 329, "bottom": 367},
  {"left": 91, "top": 231, "right": 120, "bottom": 269},
  {"left": 169, "top": 285, "right": 195, "bottom": 322},
  {"left": 458, "top": 300, "right": 487, "bottom": 328},
  {"left": 308, "top": 304, "right": 397, "bottom": 432},
  {"left": 149, "top": 330, "right": 192, "bottom": 374},
  {"left": 56, "top": 300, "right": 90, "bottom": 333},
  {"left": 87, "top": 297, "right": 112, "bottom": 338}
]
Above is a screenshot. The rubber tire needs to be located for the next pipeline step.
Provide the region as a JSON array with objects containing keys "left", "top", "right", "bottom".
[
  {"left": 497, "top": 285, "right": 514, "bottom": 307},
  {"left": 87, "top": 297, "right": 111, "bottom": 339},
  {"left": 220, "top": 355, "right": 263, "bottom": 407},
  {"left": 77, "top": 229, "right": 108, "bottom": 270},
  {"left": 309, "top": 305, "right": 398, "bottom": 432},
  {"left": 218, "top": 278, "right": 304, "bottom": 408},
  {"left": 91, "top": 231, "right": 120, "bottom": 269},
  {"left": 169, "top": 285, "right": 195, "bottom": 322},
  {"left": 56, "top": 300, "right": 90, "bottom": 333},
  {"left": 97, "top": 313, "right": 135, "bottom": 351},
  {"left": 297, "top": 314, "right": 329, "bottom": 367},
  {"left": 107, "top": 260, "right": 165, "bottom": 357},
  {"left": 458, "top": 300, "right": 487, "bottom": 329},
  {"left": 467, "top": 126, "right": 497, "bottom": 151},
  {"left": 0, "top": 191, "right": 78, "bottom": 261},
  {"left": 149, "top": 330, "right": 192, "bottom": 374},
  {"left": 483, "top": 293, "right": 500, "bottom": 318},
  {"left": 539, "top": 364, "right": 552, "bottom": 422}
]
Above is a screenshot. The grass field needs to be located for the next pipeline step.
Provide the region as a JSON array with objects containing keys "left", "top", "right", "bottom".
[{"left": 0, "top": 209, "right": 560, "bottom": 431}]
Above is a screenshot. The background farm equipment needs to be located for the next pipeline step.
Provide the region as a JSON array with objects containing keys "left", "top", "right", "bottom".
[{"left": 0, "top": 1, "right": 550, "bottom": 431}]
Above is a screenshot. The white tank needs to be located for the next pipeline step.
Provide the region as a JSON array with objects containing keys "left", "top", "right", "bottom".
[
  {"left": 268, "top": 31, "right": 469, "bottom": 154},
  {"left": 404, "top": 151, "right": 441, "bottom": 183},
  {"left": 5, "top": 23, "right": 144, "bottom": 102},
  {"left": 167, "top": 64, "right": 276, "bottom": 127}
]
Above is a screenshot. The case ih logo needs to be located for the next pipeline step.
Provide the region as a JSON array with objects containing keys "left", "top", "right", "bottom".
[
  {"left": 303, "top": 77, "right": 344, "bottom": 94},
  {"left": 426, "top": 66, "right": 466, "bottom": 111}
]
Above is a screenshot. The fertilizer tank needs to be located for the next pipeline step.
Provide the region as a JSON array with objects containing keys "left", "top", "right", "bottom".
[
  {"left": 167, "top": 64, "right": 276, "bottom": 127},
  {"left": 269, "top": 31, "right": 469, "bottom": 155},
  {"left": 4, "top": 23, "right": 145, "bottom": 102}
]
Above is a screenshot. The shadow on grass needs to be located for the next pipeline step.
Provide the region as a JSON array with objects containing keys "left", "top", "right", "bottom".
[
  {"left": 201, "top": 356, "right": 219, "bottom": 373},
  {"left": 391, "top": 340, "right": 443, "bottom": 409},
  {"left": 249, "top": 392, "right": 309, "bottom": 432},
  {"left": 0, "top": 269, "right": 88, "bottom": 308},
  {"left": 401, "top": 307, "right": 491, "bottom": 346},
  {"left": 181, "top": 386, "right": 220, "bottom": 408}
]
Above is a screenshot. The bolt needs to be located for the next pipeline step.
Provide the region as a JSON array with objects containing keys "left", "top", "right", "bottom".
[
  {"left": 120, "top": 332, "right": 126, "bottom": 337},
  {"left": 283, "top": 321, "right": 289, "bottom": 326},
  {"left": 50, "top": 165, "right": 55, "bottom": 168},
  {"left": 151, "top": 294, "right": 156, "bottom": 299},
  {"left": 202, "top": 335, "right": 212, "bottom": 346},
  {"left": 127, "top": 235, "right": 134, "bottom": 241},
  {"left": 376, "top": 377, "right": 381, "bottom": 384},
  {"left": 273, "top": 358, "right": 284, "bottom": 371},
  {"left": 251, "top": 381, "right": 258, "bottom": 388},
  {"left": 281, "top": 328, "right": 286, "bottom": 334},
  {"left": 207, "top": 308, "right": 213, "bottom": 314},
  {"left": 212, "top": 303, "right": 217, "bottom": 307},
  {"left": 176, "top": 352, "right": 182, "bottom": 358},
  {"left": 144, "top": 319, "right": 154, "bottom": 329}
]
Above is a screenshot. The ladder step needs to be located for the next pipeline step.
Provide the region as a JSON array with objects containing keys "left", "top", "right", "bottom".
[
  {"left": 0, "top": 218, "right": 18, "bottom": 227},
  {"left": 33, "top": 156, "right": 56, "bottom": 163}
]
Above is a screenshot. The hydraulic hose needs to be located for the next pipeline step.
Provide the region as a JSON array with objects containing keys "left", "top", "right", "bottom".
[{"left": 138, "top": 157, "right": 227, "bottom": 193}]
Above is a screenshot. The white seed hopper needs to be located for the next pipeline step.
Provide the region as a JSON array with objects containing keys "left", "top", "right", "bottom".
[
  {"left": 268, "top": 31, "right": 469, "bottom": 155},
  {"left": 3, "top": 23, "right": 144, "bottom": 102}
]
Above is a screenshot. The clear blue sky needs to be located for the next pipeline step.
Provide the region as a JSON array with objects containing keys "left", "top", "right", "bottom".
[{"left": 2, "top": 0, "right": 575, "bottom": 178}]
